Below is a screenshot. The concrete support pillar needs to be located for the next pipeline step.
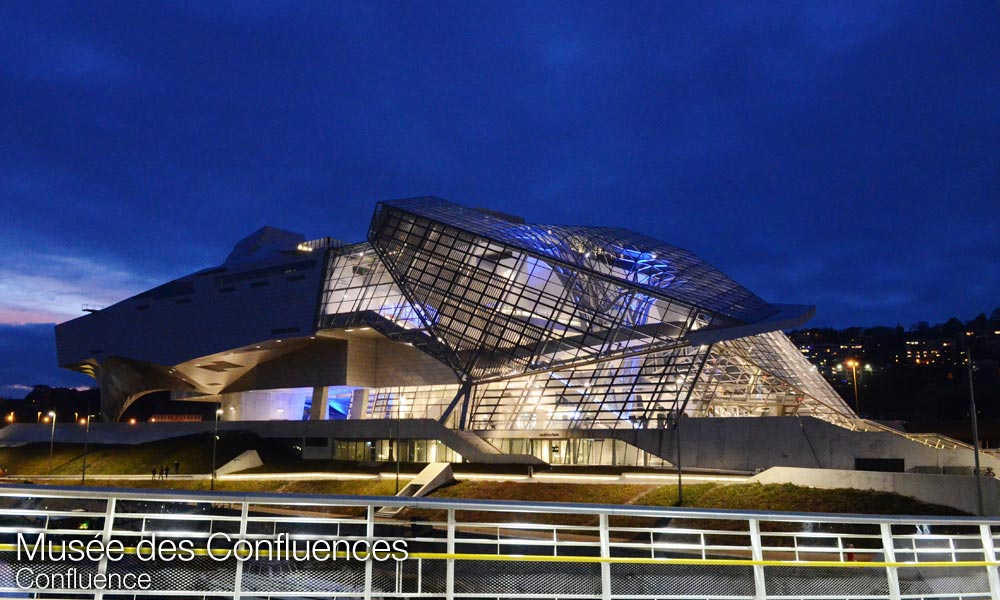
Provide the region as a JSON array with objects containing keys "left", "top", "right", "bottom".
[
  {"left": 309, "top": 386, "right": 329, "bottom": 420},
  {"left": 349, "top": 389, "right": 369, "bottom": 420}
]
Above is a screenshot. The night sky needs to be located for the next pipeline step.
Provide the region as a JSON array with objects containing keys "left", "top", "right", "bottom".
[{"left": 2, "top": 2, "right": 998, "bottom": 396}]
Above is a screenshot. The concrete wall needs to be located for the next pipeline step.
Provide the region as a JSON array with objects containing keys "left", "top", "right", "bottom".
[
  {"left": 0, "top": 419, "right": 541, "bottom": 464},
  {"left": 320, "top": 330, "right": 458, "bottom": 389},
  {"left": 221, "top": 340, "right": 348, "bottom": 393},
  {"left": 621, "top": 417, "right": 1000, "bottom": 473},
  {"left": 752, "top": 466, "right": 1000, "bottom": 516},
  {"left": 56, "top": 251, "right": 326, "bottom": 368},
  {"left": 5, "top": 415, "right": 991, "bottom": 474},
  {"left": 483, "top": 416, "right": 1000, "bottom": 473},
  {"left": 219, "top": 388, "right": 312, "bottom": 421}
]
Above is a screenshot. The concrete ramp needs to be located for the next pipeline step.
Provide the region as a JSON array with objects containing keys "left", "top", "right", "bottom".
[
  {"left": 217, "top": 450, "right": 264, "bottom": 476},
  {"left": 376, "top": 462, "right": 455, "bottom": 517},
  {"left": 752, "top": 466, "right": 1000, "bottom": 516}
]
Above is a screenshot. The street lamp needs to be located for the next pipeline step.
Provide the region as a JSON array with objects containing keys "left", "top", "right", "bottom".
[
  {"left": 666, "top": 410, "right": 683, "bottom": 506},
  {"left": 47, "top": 411, "right": 57, "bottom": 474},
  {"left": 80, "top": 414, "right": 93, "bottom": 484},
  {"left": 964, "top": 347, "right": 984, "bottom": 516},
  {"left": 844, "top": 359, "right": 860, "bottom": 414},
  {"left": 395, "top": 395, "right": 403, "bottom": 494},
  {"left": 211, "top": 406, "right": 223, "bottom": 490}
]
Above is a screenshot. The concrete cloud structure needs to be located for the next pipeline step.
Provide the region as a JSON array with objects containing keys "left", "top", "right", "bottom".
[{"left": 55, "top": 197, "right": 986, "bottom": 470}]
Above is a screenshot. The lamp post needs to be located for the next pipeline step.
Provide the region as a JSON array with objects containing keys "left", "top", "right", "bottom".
[
  {"left": 844, "top": 359, "right": 860, "bottom": 414},
  {"left": 211, "top": 406, "right": 222, "bottom": 490},
  {"left": 80, "top": 414, "right": 92, "bottom": 484},
  {"left": 964, "top": 347, "right": 984, "bottom": 516},
  {"left": 666, "top": 410, "right": 683, "bottom": 506},
  {"left": 47, "top": 411, "right": 57, "bottom": 474},
  {"left": 395, "top": 395, "right": 403, "bottom": 494}
]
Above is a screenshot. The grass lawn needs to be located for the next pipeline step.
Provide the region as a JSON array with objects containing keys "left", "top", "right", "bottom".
[
  {"left": 674, "top": 482, "right": 965, "bottom": 516},
  {"left": 6, "top": 476, "right": 968, "bottom": 523},
  {"left": 0, "top": 435, "right": 968, "bottom": 519},
  {"left": 71, "top": 476, "right": 402, "bottom": 497},
  {"left": 0, "top": 432, "right": 273, "bottom": 476}
]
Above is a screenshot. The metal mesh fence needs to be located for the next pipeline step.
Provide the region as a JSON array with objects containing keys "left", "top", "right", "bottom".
[
  {"left": 0, "top": 485, "right": 995, "bottom": 599},
  {"left": 610, "top": 563, "right": 755, "bottom": 597},
  {"left": 763, "top": 565, "right": 891, "bottom": 597}
]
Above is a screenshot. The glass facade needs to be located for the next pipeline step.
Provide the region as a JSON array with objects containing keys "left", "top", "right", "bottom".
[
  {"left": 495, "top": 437, "right": 668, "bottom": 467},
  {"left": 319, "top": 243, "right": 458, "bottom": 365},
  {"left": 690, "top": 331, "right": 855, "bottom": 426},
  {"left": 366, "top": 385, "right": 462, "bottom": 423},
  {"left": 330, "top": 439, "right": 461, "bottom": 463},
  {"left": 312, "top": 196, "right": 855, "bottom": 433},
  {"left": 320, "top": 243, "right": 425, "bottom": 331},
  {"left": 469, "top": 346, "right": 704, "bottom": 430},
  {"left": 368, "top": 200, "right": 718, "bottom": 380}
]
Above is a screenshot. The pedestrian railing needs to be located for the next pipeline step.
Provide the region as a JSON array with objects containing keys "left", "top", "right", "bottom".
[{"left": 0, "top": 483, "right": 996, "bottom": 599}]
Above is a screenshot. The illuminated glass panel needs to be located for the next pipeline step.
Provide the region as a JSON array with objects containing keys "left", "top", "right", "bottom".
[
  {"left": 319, "top": 243, "right": 458, "bottom": 366},
  {"left": 365, "top": 384, "right": 462, "bottom": 425},
  {"left": 686, "top": 332, "right": 855, "bottom": 423},
  {"left": 320, "top": 243, "right": 423, "bottom": 329},
  {"left": 468, "top": 346, "right": 704, "bottom": 431},
  {"left": 311, "top": 197, "right": 856, "bottom": 431},
  {"left": 374, "top": 197, "right": 776, "bottom": 323},
  {"left": 368, "top": 201, "right": 714, "bottom": 381}
]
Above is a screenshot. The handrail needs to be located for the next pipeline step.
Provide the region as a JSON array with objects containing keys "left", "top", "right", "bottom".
[
  {"left": 0, "top": 483, "right": 994, "bottom": 526},
  {"left": 0, "top": 483, "right": 998, "bottom": 598}
]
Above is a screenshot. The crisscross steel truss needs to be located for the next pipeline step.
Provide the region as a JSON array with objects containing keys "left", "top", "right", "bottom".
[
  {"left": 0, "top": 484, "right": 996, "bottom": 599},
  {"left": 317, "top": 197, "right": 855, "bottom": 429}
]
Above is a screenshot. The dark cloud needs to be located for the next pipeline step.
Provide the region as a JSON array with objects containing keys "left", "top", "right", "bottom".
[
  {"left": 1, "top": 1, "right": 998, "bottom": 388},
  {"left": 0, "top": 324, "right": 93, "bottom": 397}
]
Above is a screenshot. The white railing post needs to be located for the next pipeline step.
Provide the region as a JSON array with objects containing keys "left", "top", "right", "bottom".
[
  {"left": 93, "top": 496, "right": 117, "bottom": 600},
  {"left": 748, "top": 519, "right": 767, "bottom": 600},
  {"left": 232, "top": 500, "right": 249, "bottom": 599},
  {"left": 980, "top": 524, "right": 1000, "bottom": 600},
  {"left": 447, "top": 508, "right": 456, "bottom": 600},
  {"left": 365, "top": 505, "right": 375, "bottom": 600},
  {"left": 599, "top": 513, "right": 612, "bottom": 600},
  {"left": 880, "top": 523, "right": 902, "bottom": 600},
  {"left": 2, "top": 484, "right": 999, "bottom": 600},
  {"left": 417, "top": 557, "right": 423, "bottom": 594}
]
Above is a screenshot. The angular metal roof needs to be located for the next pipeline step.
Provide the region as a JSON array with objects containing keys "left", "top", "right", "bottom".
[{"left": 378, "top": 196, "right": 777, "bottom": 324}]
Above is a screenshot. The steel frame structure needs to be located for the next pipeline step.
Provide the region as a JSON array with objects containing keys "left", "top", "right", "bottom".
[
  {"left": 0, "top": 484, "right": 997, "bottom": 599},
  {"left": 318, "top": 196, "right": 856, "bottom": 430}
]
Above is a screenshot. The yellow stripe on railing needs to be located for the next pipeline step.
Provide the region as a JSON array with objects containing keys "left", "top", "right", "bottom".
[
  {"left": 408, "top": 553, "right": 1000, "bottom": 568},
  {"left": 0, "top": 544, "right": 995, "bottom": 569}
]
